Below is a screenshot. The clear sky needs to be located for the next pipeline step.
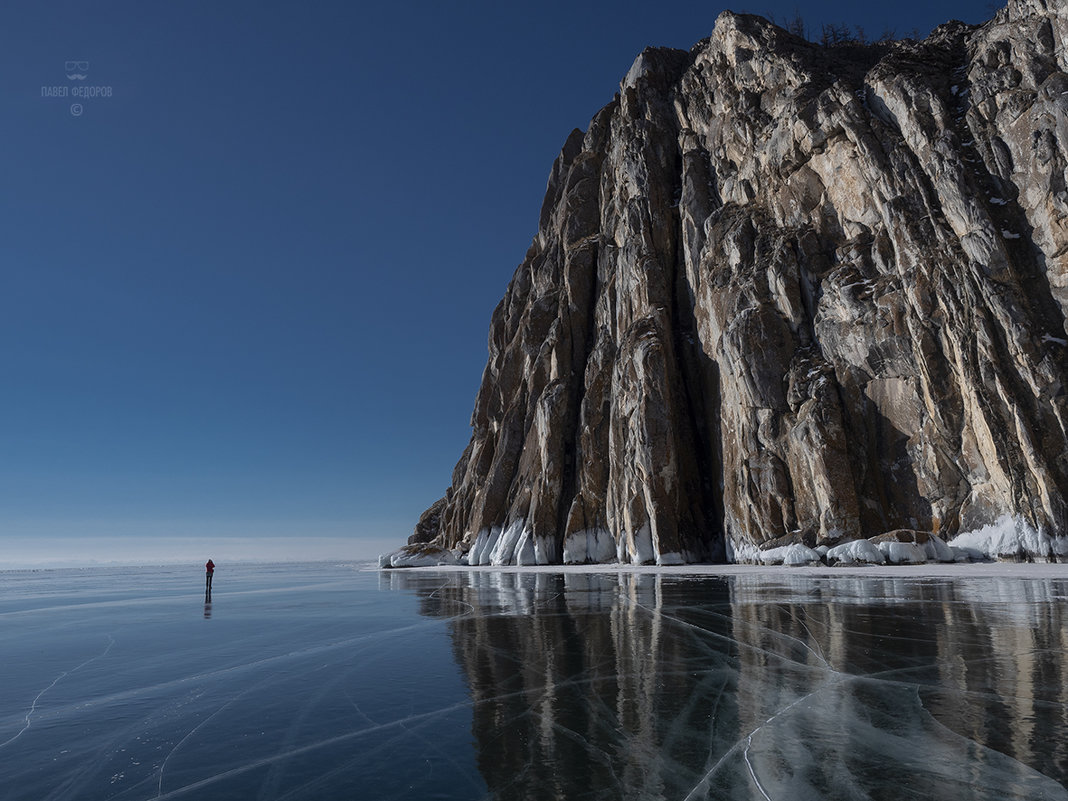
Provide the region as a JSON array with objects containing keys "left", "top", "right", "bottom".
[{"left": 2, "top": 0, "right": 990, "bottom": 564}]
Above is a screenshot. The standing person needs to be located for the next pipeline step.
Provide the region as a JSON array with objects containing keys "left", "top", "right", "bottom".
[{"left": 205, "top": 559, "right": 215, "bottom": 591}]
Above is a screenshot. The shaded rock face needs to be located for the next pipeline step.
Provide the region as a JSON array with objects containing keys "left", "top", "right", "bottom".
[
  {"left": 409, "top": 497, "right": 447, "bottom": 545},
  {"left": 422, "top": 0, "right": 1068, "bottom": 564}
]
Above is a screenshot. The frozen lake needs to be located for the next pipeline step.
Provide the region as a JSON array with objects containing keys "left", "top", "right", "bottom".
[{"left": 1, "top": 563, "right": 1066, "bottom": 800}]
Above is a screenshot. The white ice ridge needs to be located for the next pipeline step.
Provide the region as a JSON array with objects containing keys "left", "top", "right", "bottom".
[
  {"left": 465, "top": 520, "right": 672, "bottom": 566},
  {"left": 627, "top": 522, "right": 655, "bottom": 565},
  {"left": 465, "top": 524, "right": 500, "bottom": 565},
  {"left": 826, "top": 539, "right": 885, "bottom": 564},
  {"left": 383, "top": 548, "right": 459, "bottom": 568},
  {"left": 389, "top": 513, "right": 1068, "bottom": 569},
  {"left": 461, "top": 520, "right": 563, "bottom": 566},
  {"left": 876, "top": 540, "right": 928, "bottom": 564},
  {"left": 949, "top": 514, "right": 1068, "bottom": 560},
  {"left": 562, "top": 528, "right": 616, "bottom": 564},
  {"left": 755, "top": 543, "right": 823, "bottom": 566},
  {"left": 726, "top": 526, "right": 1046, "bottom": 566},
  {"left": 655, "top": 551, "right": 686, "bottom": 566},
  {"left": 490, "top": 519, "right": 534, "bottom": 566},
  {"left": 0, "top": 634, "right": 114, "bottom": 751},
  {"left": 725, "top": 538, "right": 760, "bottom": 564}
]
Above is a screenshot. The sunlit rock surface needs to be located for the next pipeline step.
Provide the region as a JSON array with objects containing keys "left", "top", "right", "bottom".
[
  {"left": 389, "top": 568, "right": 1068, "bottom": 800},
  {"left": 417, "top": 0, "right": 1068, "bottom": 564}
]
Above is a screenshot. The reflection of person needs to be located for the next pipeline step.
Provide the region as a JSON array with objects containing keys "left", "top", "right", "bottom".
[{"left": 205, "top": 559, "right": 215, "bottom": 591}]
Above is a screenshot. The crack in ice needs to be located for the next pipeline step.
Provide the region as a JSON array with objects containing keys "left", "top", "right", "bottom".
[
  {"left": 784, "top": 605, "right": 829, "bottom": 668},
  {"left": 743, "top": 732, "right": 773, "bottom": 801},
  {"left": 0, "top": 634, "right": 114, "bottom": 751},
  {"left": 16, "top": 619, "right": 440, "bottom": 728},
  {"left": 156, "top": 676, "right": 281, "bottom": 798},
  {"left": 683, "top": 683, "right": 838, "bottom": 801},
  {"left": 149, "top": 700, "right": 478, "bottom": 800}
]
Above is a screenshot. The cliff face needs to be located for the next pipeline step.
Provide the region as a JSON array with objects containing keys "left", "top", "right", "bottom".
[{"left": 421, "top": 0, "right": 1068, "bottom": 564}]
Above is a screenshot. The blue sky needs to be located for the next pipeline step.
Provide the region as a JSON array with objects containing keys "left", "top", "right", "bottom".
[{"left": 1, "top": 0, "right": 989, "bottom": 563}]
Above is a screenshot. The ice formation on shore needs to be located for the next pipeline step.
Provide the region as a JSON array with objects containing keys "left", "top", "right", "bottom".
[{"left": 381, "top": 516, "right": 1068, "bottom": 569}]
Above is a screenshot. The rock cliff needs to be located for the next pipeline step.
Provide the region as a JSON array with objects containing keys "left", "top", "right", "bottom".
[{"left": 413, "top": 0, "right": 1068, "bottom": 565}]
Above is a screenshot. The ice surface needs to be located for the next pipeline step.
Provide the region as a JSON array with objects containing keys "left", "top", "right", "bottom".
[
  {"left": 4, "top": 563, "right": 1068, "bottom": 800},
  {"left": 0, "top": 564, "right": 486, "bottom": 801},
  {"left": 384, "top": 567, "right": 1068, "bottom": 800}
]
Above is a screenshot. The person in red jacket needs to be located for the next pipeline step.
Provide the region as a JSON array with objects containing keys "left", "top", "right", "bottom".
[{"left": 205, "top": 559, "right": 215, "bottom": 591}]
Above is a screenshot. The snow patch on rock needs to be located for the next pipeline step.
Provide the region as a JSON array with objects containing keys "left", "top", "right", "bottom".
[
  {"left": 827, "top": 540, "right": 886, "bottom": 565},
  {"left": 533, "top": 534, "right": 559, "bottom": 565},
  {"left": 563, "top": 528, "right": 618, "bottom": 564},
  {"left": 759, "top": 544, "right": 823, "bottom": 566},
  {"left": 379, "top": 546, "right": 459, "bottom": 569},
  {"left": 467, "top": 526, "right": 501, "bottom": 566},
  {"left": 490, "top": 519, "right": 526, "bottom": 565},
  {"left": 630, "top": 523, "right": 655, "bottom": 565},
  {"left": 656, "top": 551, "right": 685, "bottom": 566},
  {"left": 923, "top": 534, "right": 955, "bottom": 563},
  {"left": 949, "top": 515, "right": 1066, "bottom": 560},
  {"left": 514, "top": 528, "right": 537, "bottom": 566},
  {"left": 726, "top": 538, "right": 760, "bottom": 564},
  {"left": 877, "top": 541, "right": 927, "bottom": 564}
]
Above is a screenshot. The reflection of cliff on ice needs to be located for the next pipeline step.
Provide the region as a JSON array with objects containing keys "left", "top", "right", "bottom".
[{"left": 386, "top": 570, "right": 1068, "bottom": 800}]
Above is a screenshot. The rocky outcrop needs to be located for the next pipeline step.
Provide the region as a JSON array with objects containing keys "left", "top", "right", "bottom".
[
  {"left": 416, "top": 0, "right": 1068, "bottom": 565},
  {"left": 409, "top": 497, "right": 447, "bottom": 545}
]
